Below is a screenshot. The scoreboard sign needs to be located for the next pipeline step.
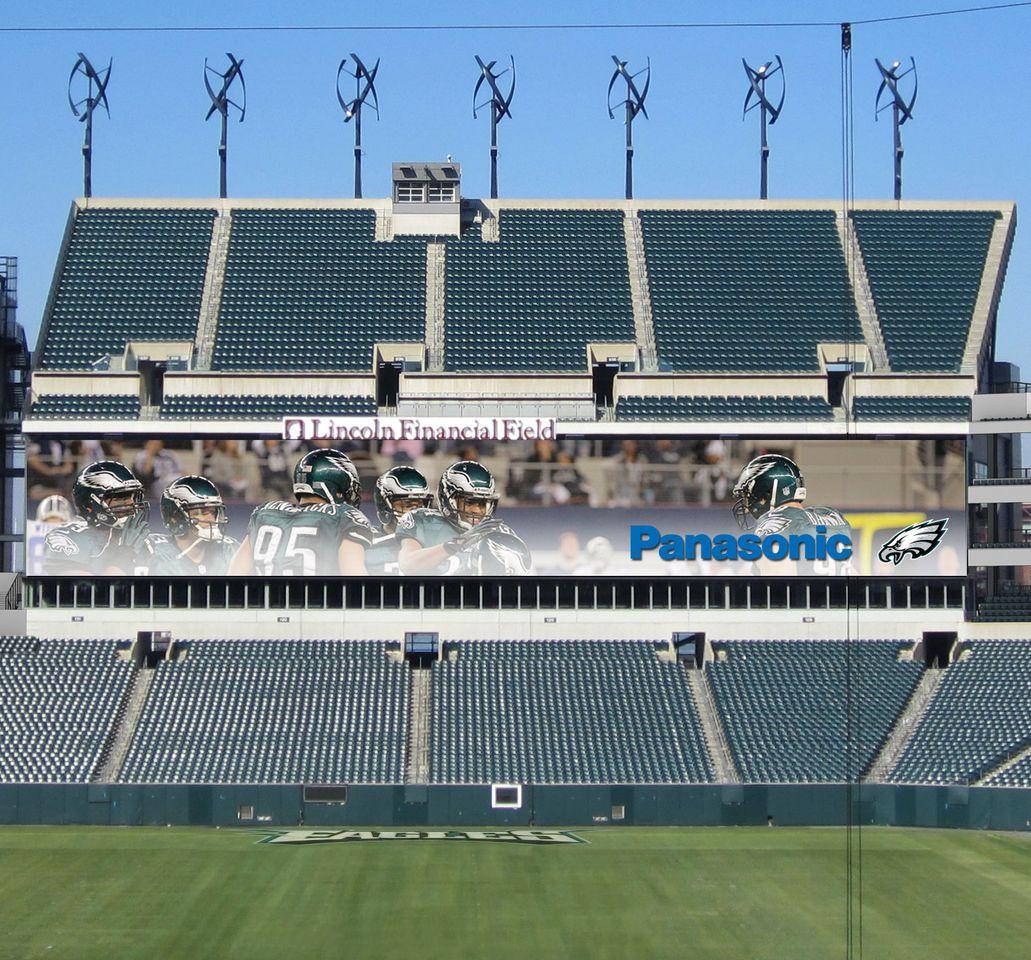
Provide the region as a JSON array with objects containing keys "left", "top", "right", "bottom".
[{"left": 26, "top": 434, "right": 966, "bottom": 577}]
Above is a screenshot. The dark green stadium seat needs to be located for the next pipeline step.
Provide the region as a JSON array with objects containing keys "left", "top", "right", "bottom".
[
  {"left": 640, "top": 210, "right": 862, "bottom": 372},
  {"left": 709, "top": 640, "right": 923, "bottom": 783},
  {"left": 851, "top": 395, "right": 970, "bottom": 421},
  {"left": 851, "top": 210, "right": 999, "bottom": 372},
  {"left": 212, "top": 210, "right": 426, "bottom": 371},
  {"left": 38, "top": 209, "right": 215, "bottom": 370},
  {"left": 443, "top": 210, "right": 634, "bottom": 372},
  {"left": 891, "top": 641, "right": 1031, "bottom": 784},
  {"left": 160, "top": 394, "right": 376, "bottom": 419},
  {"left": 614, "top": 394, "right": 834, "bottom": 421},
  {"left": 430, "top": 640, "right": 714, "bottom": 784}
]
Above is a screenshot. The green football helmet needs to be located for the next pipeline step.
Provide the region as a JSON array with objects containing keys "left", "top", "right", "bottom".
[
  {"left": 293, "top": 448, "right": 362, "bottom": 508},
  {"left": 72, "top": 461, "right": 146, "bottom": 528},
  {"left": 732, "top": 454, "right": 806, "bottom": 529},
  {"left": 374, "top": 466, "right": 433, "bottom": 527},
  {"left": 161, "top": 475, "right": 228, "bottom": 542},
  {"left": 438, "top": 460, "right": 499, "bottom": 530}
]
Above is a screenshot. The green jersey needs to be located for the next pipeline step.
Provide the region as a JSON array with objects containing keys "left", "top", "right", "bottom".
[
  {"left": 245, "top": 500, "right": 374, "bottom": 576},
  {"left": 144, "top": 533, "right": 238, "bottom": 576},
  {"left": 395, "top": 507, "right": 464, "bottom": 574},
  {"left": 365, "top": 531, "right": 402, "bottom": 576},
  {"left": 43, "top": 518, "right": 141, "bottom": 575},
  {"left": 754, "top": 503, "right": 853, "bottom": 575}
]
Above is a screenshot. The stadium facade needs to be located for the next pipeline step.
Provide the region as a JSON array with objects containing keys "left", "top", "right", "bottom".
[{"left": 2, "top": 178, "right": 1030, "bottom": 826}]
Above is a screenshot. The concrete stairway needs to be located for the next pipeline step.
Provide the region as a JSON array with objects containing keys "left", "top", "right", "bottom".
[
  {"left": 687, "top": 668, "right": 740, "bottom": 784},
  {"left": 405, "top": 668, "right": 432, "bottom": 784},
  {"left": 864, "top": 667, "right": 943, "bottom": 782},
  {"left": 975, "top": 742, "right": 1031, "bottom": 786},
  {"left": 92, "top": 668, "right": 154, "bottom": 783},
  {"left": 195, "top": 212, "right": 232, "bottom": 370},
  {"left": 425, "top": 241, "right": 446, "bottom": 371},
  {"left": 623, "top": 211, "right": 658, "bottom": 372}
]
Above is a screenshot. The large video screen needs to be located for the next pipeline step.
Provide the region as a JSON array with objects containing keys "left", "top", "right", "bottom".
[{"left": 25, "top": 434, "right": 966, "bottom": 577}]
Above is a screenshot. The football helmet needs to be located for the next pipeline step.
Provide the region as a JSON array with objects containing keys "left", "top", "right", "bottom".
[
  {"left": 161, "top": 475, "right": 228, "bottom": 542},
  {"left": 732, "top": 454, "right": 806, "bottom": 529},
  {"left": 293, "top": 448, "right": 362, "bottom": 508},
  {"left": 36, "top": 494, "right": 73, "bottom": 525},
  {"left": 72, "top": 461, "right": 146, "bottom": 528},
  {"left": 478, "top": 530, "right": 533, "bottom": 575},
  {"left": 374, "top": 466, "right": 433, "bottom": 527},
  {"left": 438, "top": 460, "right": 499, "bottom": 530}
]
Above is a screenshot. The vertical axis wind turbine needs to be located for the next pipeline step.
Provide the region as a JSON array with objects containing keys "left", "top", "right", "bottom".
[
  {"left": 337, "top": 54, "right": 380, "bottom": 199},
  {"left": 607, "top": 56, "right": 651, "bottom": 201},
  {"left": 875, "top": 58, "right": 918, "bottom": 201},
  {"left": 204, "top": 54, "right": 246, "bottom": 199},
  {"left": 473, "top": 56, "right": 516, "bottom": 199},
  {"left": 68, "top": 54, "right": 112, "bottom": 199},
  {"left": 742, "top": 56, "right": 785, "bottom": 200}
]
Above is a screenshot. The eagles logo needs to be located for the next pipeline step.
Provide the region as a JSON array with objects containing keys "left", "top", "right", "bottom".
[
  {"left": 45, "top": 531, "right": 79, "bottom": 556},
  {"left": 878, "top": 518, "right": 949, "bottom": 565}
]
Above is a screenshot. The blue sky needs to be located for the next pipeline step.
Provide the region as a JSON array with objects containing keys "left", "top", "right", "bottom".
[{"left": 3, "top": 0, "right": 1030, "bottom": 373}]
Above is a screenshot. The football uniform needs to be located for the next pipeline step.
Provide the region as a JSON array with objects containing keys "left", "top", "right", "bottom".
[
  {"left": 364, "top": 531, "right": 403, "bottom": 576},
  {"left": 244, "top": 500, "right": 374, "bottom": 575},
  {"left": 144, "top": 533, "right": 239, "bottom": 576},
  {"left": 43, "top": 518, "right": 145, "bottom": 576},
  {"left": 753, "top": 504, "right": 853, "bottom": 575},
  {"left": 396, "top": 508, "right": 530, "bottom": 575},
  {"left": 395, "top": 508, "right": 464, "bottom": 575}
]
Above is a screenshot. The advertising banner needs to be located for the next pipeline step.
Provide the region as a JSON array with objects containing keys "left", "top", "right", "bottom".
[{"left": 26, "top": 432, "right": 966, "bottom": 577}]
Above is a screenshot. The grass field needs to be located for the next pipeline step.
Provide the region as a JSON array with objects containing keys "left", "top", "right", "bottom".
[{"left": 0, "top": 826, "right": 1028, "bottom": 959}]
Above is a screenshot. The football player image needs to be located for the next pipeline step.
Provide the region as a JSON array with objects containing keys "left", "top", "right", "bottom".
[
  {"left": 731, "top": 453, "right": 852, "bottom": 575},
  {"left": 397, "top": 460, "right": 532, "bottom": 575},
  {"left": 146, "top": 476, "right": 238, "bottom": 575},
  {"left": 365, "top": 466, "right": 435, "bottom": 575},
  {"left": 26, "top": 495, "right": 75, "bottom": 574},
  {"left": 43, "top": 461, "right": 151, "bottom": 575},
  {"left": 228, "top": 448, "right": 374, "bottom": 576}
]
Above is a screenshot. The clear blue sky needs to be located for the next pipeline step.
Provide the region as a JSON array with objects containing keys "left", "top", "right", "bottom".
[{"left": 3, "top": 0, "right": 1029, "bottom": 373}]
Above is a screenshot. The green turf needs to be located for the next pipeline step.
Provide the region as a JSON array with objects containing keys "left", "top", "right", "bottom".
[{"left": 0, "top": 826, "right": 1028, "bottom": 960}]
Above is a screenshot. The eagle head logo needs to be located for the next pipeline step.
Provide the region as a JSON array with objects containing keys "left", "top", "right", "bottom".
[{"left": 878, "top": 518, "right": 949, "bottom": 566}]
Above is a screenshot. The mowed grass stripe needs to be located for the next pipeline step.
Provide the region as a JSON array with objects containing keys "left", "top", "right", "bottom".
[{"left": 0, "top": 827, "right": 1028, "bottom": 960}]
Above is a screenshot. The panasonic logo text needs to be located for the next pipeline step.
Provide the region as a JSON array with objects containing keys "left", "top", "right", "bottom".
[{"left": 629, "top": 525, "right": 853, "bottom": 563}]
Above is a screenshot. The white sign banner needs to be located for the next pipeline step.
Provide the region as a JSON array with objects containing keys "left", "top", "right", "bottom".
[
  {"left": 282, "top": 416, "right": 556, "bottom": 442},
  {"left": 258, "top": 829, "right": 585, "bottom": 845}
]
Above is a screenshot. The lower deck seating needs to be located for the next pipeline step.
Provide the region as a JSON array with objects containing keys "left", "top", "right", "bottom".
[
  {"left": 431, "top": 640, "right": 714, "bottom": 784},
  {"left": 30, "top": 394, "right": 140, "bottom": 420},
  {"left": 119, "top": 639, "right": 408, "bottom": 784},
  {"left": 615, "top": 395, "right": 834, "bottom": 421},
  {"left": 0, "top": 638, "right": 134, "bottom": 783},
  {"left": 160, "top": 393, "right": 376, "bottom": 419},
  {"left": 890, "top": 641, "right": 1031, "bottom": 784},
  {"left": 984, "top": 752, "right": 1031, "bottom": 787},
  {"left": 708, "top": 640, "right": 923, "bottom": 783},
  {"left": 851, "top": 396, "right": 970, "bottom": 421}
]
